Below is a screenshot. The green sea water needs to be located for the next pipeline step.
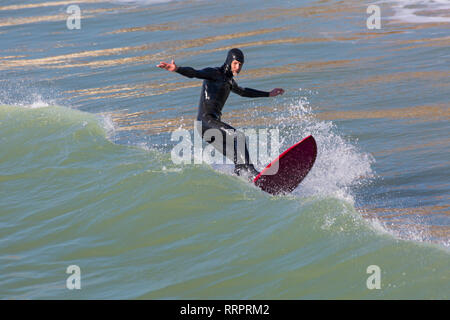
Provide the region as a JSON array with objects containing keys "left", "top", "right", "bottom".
[
  {"left": 0, "top": 105, "right": 448, "bottom": 299},
  {"left": 0, "top": 0, "right": 449, "bottom": 299}
]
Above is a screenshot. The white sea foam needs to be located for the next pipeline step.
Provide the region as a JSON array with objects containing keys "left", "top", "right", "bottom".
[
  {"left": 99, "top": 112, "right": 117, "bottom": 142},
  {"left": 111, "top": 0, "right": 180, "bottom": 5},
  {"left": 367, "top": 215, "right": 450, "bottom": 249},
  {"left": 385, "top": 0, "right": 450, "bottom": 23},
  {"left": 0, "top": 93, "right": 51, "bottom": 109},
  {"left": 272, "top": 97, "right": 375, "bottom": 203},
  {"left": 29, "top": 94, "right": 50, "bottom": 109}
]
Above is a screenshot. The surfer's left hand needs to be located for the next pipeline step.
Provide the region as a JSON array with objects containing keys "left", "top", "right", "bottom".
[{"left": 269, "top": 88, "right": 284, "bottom": 97}]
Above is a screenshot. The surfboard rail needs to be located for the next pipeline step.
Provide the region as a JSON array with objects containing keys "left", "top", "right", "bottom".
[{"left": 253, "top": 135, "right": 317, "bottom": 195}]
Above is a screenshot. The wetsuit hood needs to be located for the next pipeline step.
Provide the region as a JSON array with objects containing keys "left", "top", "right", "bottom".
[{"left": 222, "top": 48, "right": 244, "bottom": 78}]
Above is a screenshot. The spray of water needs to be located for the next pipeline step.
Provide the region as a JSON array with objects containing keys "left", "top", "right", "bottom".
[{"left": 251, "top": 94, "right": 375, "bottom": 203}]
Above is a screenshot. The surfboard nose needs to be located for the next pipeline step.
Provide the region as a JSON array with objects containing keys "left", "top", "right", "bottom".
[{"left": 254, "top": 135, "right": 317, "bottom": 195}]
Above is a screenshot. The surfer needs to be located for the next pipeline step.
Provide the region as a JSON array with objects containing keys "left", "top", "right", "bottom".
[{"left": 157, "top": 48, "right": 284, "bottom": 180}]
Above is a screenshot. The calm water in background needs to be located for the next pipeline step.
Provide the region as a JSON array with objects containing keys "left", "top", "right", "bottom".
[{"left": 0, "top": 0, "right": 449, "bottom": 299}]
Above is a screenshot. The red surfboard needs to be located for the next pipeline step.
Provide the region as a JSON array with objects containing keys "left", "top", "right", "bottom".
[{"left": 253, "top": 135, "right": 317, "bottom": 195}]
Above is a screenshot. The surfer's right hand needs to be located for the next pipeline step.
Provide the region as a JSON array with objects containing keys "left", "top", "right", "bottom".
[{"left": 156, "top": 59, "right": 178, "bottom": 72}]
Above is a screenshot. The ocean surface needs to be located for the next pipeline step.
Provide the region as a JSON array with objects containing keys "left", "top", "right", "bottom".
[{"left": 0, "top": 0, "right": 449, "bottom": 299}]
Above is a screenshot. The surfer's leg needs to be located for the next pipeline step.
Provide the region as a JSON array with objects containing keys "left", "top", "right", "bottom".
[{"left": 200, "top": 117, "right": 259, "bottom": 179}]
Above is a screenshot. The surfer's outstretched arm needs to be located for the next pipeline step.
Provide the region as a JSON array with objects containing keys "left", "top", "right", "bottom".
[
  {"left": 175, "top": 66, "right": 220, "bottom": 81},
  {"left": 231, "top": 79, "right": 284, "bottom": 98},
  {"left": 157, "top": 59, "right": 219, "bottom": 81}
]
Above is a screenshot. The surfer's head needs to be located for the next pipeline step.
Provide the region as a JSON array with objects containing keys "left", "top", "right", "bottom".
[{"left": 223, "top": 48, "right": 244, "bottom": 77}]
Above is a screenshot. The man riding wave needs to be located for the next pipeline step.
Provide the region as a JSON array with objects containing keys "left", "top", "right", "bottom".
[{"left": 157, "top": 48, "right": 284, "bottom": 180}]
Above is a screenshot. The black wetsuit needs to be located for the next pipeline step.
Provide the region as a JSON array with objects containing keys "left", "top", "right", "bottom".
[{"left": 175, "top": 48, "right": 270, "bottom": 179}]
